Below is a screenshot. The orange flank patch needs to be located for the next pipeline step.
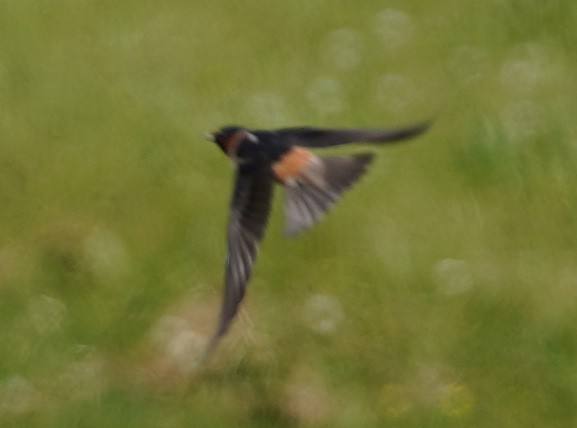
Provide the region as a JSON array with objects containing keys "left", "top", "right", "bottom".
[{"left": 272, "top": 146, "right": 313, "bottom": 182}]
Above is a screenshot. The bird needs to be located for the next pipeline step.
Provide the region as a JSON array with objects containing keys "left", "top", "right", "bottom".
[{"left": 203, "top": 121, "right": 430, "bottom": 357}]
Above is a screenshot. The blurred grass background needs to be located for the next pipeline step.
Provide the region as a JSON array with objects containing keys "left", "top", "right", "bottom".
[{"left": 1, "top": 0, "right": 577, "bottom": 426}]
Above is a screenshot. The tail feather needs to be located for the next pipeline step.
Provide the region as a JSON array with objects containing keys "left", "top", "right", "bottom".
[{"left": 283, "top": 153, "right": 374, "bottom": 235}]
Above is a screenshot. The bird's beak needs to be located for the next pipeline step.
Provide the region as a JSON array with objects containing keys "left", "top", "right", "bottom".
[{"left": 204, "top": 132, "right": 215, "bottom": 142}]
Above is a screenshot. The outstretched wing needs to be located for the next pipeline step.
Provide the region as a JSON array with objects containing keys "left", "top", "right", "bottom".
[
  {"left": 273, "top": 121, "right": 431, "bottom": 148},
  {"left": 207, "top": 166, "right": 274, "bottom": 353},
  {"left": 272, "top": 148, "right": 374, "bottom": 235}
]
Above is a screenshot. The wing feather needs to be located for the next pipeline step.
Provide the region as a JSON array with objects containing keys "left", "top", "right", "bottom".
[
  {"left": 283, "top": 153, "right": 374, "bottom": 236},
  {"left": 206, "top": 166, "right": 274, "bottom": 354},
  {"left": 274, "top": 121, "right": 430, "bottom": 148}
]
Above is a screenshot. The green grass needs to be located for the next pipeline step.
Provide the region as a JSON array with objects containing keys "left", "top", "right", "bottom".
[{"left": 1, "top": 0, "right": 577, "bottom": 426}]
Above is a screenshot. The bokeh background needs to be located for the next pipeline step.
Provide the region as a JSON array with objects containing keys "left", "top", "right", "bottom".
[{"left": 1, "top": 0, "right": 577, "bottom": 426}]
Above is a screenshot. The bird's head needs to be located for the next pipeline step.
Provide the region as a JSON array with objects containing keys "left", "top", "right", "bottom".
[{"left": 207, "top": 126, "right": 247, "bottom": 155}]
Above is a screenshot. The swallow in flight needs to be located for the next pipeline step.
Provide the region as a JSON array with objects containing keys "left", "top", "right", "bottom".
[{"left": 204, "top": 121, "right": 430, "bottom": 356}]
